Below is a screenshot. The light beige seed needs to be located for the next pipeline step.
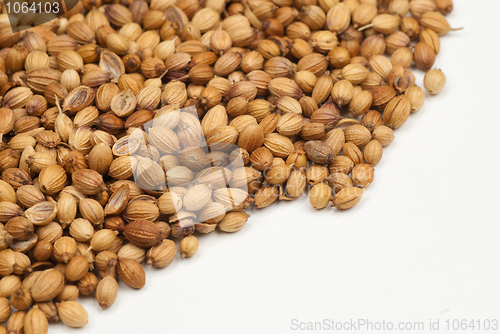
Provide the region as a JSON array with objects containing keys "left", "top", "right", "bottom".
[
  {"left": 309, "top": 183, "right": 331, "bottom": 209},
  {"left": 179, "top": 235, "right": 199, "bottom": 258},
  {"left": 57, "top": 301, "right": 88, "bottom": 328},
  {"left": 424, "top": 69, "right": 446, "bottom": 95},
  {"left": 218, "top": 212, "right": 250, "bottom": 232},
  {"left": 96, "top": 276, "right": 118, "bottom": 310},
  {"left": 332, "top": 187, "right": 364, "bottom": 210},
  {"left": 24, "top": 308, "right": 48, "bottom": 334}
]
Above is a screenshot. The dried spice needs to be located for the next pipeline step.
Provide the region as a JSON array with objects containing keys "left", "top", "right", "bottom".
[{"left": 0, "top": 0, "right": 458, "bottom": 331}]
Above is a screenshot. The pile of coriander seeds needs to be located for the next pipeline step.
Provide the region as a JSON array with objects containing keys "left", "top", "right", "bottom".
[{"left": 0, "top": 0, "right": 454, "bottom": 331}]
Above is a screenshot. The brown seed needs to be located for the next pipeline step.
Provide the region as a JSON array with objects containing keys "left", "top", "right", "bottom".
[
  {"left": 311, "top": 72, "right": 333, "bottom": 104},
  {"left": 0, "top": 180, "right": 16, "bottom": 204},
  {"left": 57, "top": 301, "right": 88, "bottom": 328},
  {"left": 0, "top": 202, "right": 23, "bottom": 224},
  {"left": 257, "top": 113, "right": 279, "bottom": 136},
  {"left": 360, "top": 110, "right": 384, "bottom": 133},
  {"left": 304, "top": 141, "right": 333, "bottom": 164},
  {"left": 266, "top": 163, "right": 292, "bottom": 186},
  {"left": 342, "top": 142, "right": 363, "bottom": 165},
  {"left": 424, "top": 69, "right": 446, "bottom": 95},
  {"left": 0, "top": 249, "right": 15, "bottom": 276},
  {"left": 405, "top": 86, "right": 425, "bottom": 113},
  {"left": 296, "top": 53, "right": 329, "bottom": 77},
  {"left": 264, "top": 133, "right": 294, "bottom": 158},
  {"left": 0, "top": 297, "right": 10, "bottom": 322},
  {"left": 95, "top": 113, "right": 125, "bottom": 135},
  {"left": 383, "top": 95, "right": 411, "bottom": 129},
  {"left": 363, "top": 140, "right": 383, "bottom": 166},
  {"left": 371, "top": 86, "right": 396, "bottom": 111},
  {"left": 96, "top": 276, "right": 118, "bottom": 310},
  {"left": 125, "top": 110, "right": 154, "bottom": 130},
  {"left": 146, "top": 239, "right": 176, "bottom": 268},
  {"left": 5, "top": 217, "right": 34, "bottom": 241},
  {"left": 24, "top": 201, "right": 57, "bottom": 227},
  {"left": 351, "top": 164, "right": 375, "bottom": 188},
  {"left": 306, "top": 163, "right": 329, "bottom": 185},
  {"left": 218, "top": 212, "right": 250, "bottom": 232},
  {"left": 122, "top": 193, "right": 160, "bottom": 219},
  {"left": 0, "top": 151, "right": 21, "bottom": 175},
  {"left": 352, "top": 3, "right": 378, "bottom": 28},
  {"left": 95, "top": 251, "right": 118, "bottom": 273},
  {"left": 254, "top": 186, "right": 279, "bottom": 209},
  {"left": 104, "top": 184, "right": 130, "bottom": 216},
  {"left": 326, "top": 173, "right": 353, "bottom": 193},
  {"left": 76, "top": 272, "right": 98, "bottom": 296},
  {"left": 349, "top": 91, "right": 372, "bottom": 118},
  {"left": 276, "top": 113, "right": 303, "bottom": 136},
  {"left": 282, "top": 168, "right": 307, "bottom": 199},
  {"left": 213, "top": 52, "right": 242, "bottom": 77},
  {"left": 0, "top": 107, "right": 15, "bottom": 137},
  {"left": 331, "top": 80, "right": 353, "bottom": 106},
  {"left": 32, "top": 240, "right": 53, "bottom": 262},
  {"left": 387, "top": 65, "right": 415, "bottom": 94},
  {"left": 274, "top": 96, "right": 303, "bottom": 115},
  {"left": 3, "top": 87, "right": 33, "bottom": 110},
  {"left": 179, "top": 235, "right": 199, "bottom": 258},
  {"left": 286, "top": 148, "right": 308, "bottom": 170},
  {"left": 419, "top": 11, "right": 454, "bottom": 36},
  {"left": 213, "top": 187, "right": 253, "bottom": 211},
  {"left": 90, "top": 230, "right": 118, "bottom": 252},
  {"left": 6, "top": 134, "right": 28, "bottom": 153},
  {"left": 72, "top": 169, "right": 106, "bottom": 195},
  {"left": 79, "top": 198, "right": 104, "bottom": 226},
  {"left": 32, "top": 302, "right": 59, "bottom": 323},
  {"left": 35, "top": 222, "right": 63, "bottom": 245},
  {"left": 420, "top": 29, "right": 441, "bottom": 55},
  {"left": 55, "top": 193, "right": 76, "bottom": 229},
  {"left": 24, "top": 51, "right": 50, "bottom": 73},
  {"left": 0, "top": 274, "right": 21, "bottom": 298},
  {"left": 53, "top": 236, "right": 77, "bottom": 264},
  {"left": 65, "top": 256, "right": 90, "bottom": 282},
  {"left": 37, "top": 165, "right": 66, "bottom": 195},
  {"left": 237, "top": 123, "right": 264, "bottom": 153},
  {"left": 344, "top": 125, "right": 372, "bottom": 148},
  {"left": 2, "top": 168, "right": 32, "bottom": 189},
  {"left": 309, "top": 182, "right": 332, "bottom": 209},
  {"left": 294, "top": 70, "right": 318, "bottom": 94},
  {"left": 117, "top": 257, "right": 146, "bottom": 289},
  {"left": 7, "top": 310, "right": 26, "bottom": 334},
  {"left": 325, "top": 3, "right": 350, "bottom": 33},
  {"left": 342, "top": 64, "right": 368, "bottom": 85},
  {"left": 250, "top": 147, "right": 274, "bottom": 171},
  {"left": 31, "top": 269, "right": 65, "bottom": 302},
  {"left": 53, "top": 284, "right": 79, "bottom": 303},
  {"left": 332, "top": 187, "right": 364, "bottom": 210},
  {"left": 413, "top": 42, "right": 436, "bottom": 72},
  {"left": 435, "top": 0, "right": 453, "bottom": 14},
  {"left": 371, "top": 14, "right": 401, "bottom": 34},
  {"left": 110, "top": 90, "right": 137, "bottom": 118},
  {"left": 123, "top": 220, "right": 162, "bottom": 248},
  {"left": 360, "top": 34, "right": 386, "bottom": 58},
  {"left": 241, "top": 51, "right": 264, "bottom": 73},
  {"left": 87, "top": 143, "right": 113, "bottom": 176},
  {"left": 372, "top": 125, "right": 394, "bottom": 147},
  {"left": 268, "top": 77, "right": 303, "bottom": 99}
]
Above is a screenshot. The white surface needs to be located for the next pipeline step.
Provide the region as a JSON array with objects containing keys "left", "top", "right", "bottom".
[{"left": 52, "top": 1, "right": 500, "bottom": 333}]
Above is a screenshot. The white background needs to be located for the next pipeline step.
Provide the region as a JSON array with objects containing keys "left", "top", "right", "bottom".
[{"left": 52, "top": 0, "right": 500, "bottom": 333}]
